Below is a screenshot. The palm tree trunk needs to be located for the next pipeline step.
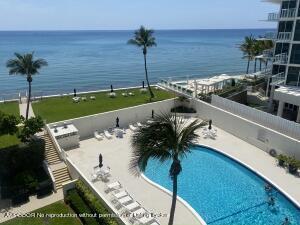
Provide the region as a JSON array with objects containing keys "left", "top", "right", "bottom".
[
  {"left": 246, "top": 58, "right": 250, "bottom": 74},
  {"left": 26, "top": 81, "right": 31, "bottom": 120},
  {"left": 168, "top": 174, "right": 178, "bottom": 225},
  {"left": 143, "top": 53, "right": 154, "bottom": 100}
]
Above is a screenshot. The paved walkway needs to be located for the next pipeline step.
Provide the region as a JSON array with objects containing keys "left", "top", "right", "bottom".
[
  {"left": 0, "top": 190, "right": 63, "bottom": 223},
  {"left": 19, "top": 98, "right": 35, "bottom": 118},
  {"left": 68, "top": 130, "right": 202, "bottom": 225},
  {"left": 67, "top": 119, "right": 300, "bottom": 225}
]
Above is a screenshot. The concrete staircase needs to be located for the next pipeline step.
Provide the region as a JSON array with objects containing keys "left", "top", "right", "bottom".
[
  {"left": 41, "top": 133, "right": 72, "bottom": 190},
  {"left": 52, "top": 166, "right": 72, "bottom": 190},
  {"left": 43, "top": 134, "right": 61, "bottom": 165}
]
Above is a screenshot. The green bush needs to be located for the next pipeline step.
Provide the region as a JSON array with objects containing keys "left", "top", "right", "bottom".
[
  {"left": 277, "top": 154, "right": 288, "bottom": 167},
  {"left": 75, "top": 180, "right": 119, "bottom": 225},
  {"left": 66, "top": 189, "right": 98, "bottom": 225},
  {"left": 171, "top": 106, "right": 196, "bottom": 113},
  {"left": 277, "top": 154, "right": 300, "bottom": 174}
]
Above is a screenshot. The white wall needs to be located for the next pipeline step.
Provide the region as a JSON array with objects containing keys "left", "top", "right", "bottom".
[
  {"left": 190, "top": 98, "right": 300, "bottom": 159},
  {"left": 49, "top": 99, "right": 176, "bottom": 140}
]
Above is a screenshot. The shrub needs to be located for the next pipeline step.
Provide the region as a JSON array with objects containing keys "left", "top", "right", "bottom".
[
  {"left": 171, "top": 106, "right": 196, "bottom": 114},
  {"left": 66, "top": 189, "right": 98, "bottom": 225},
  {"left": 277, "top": 154, "right": 288, "bottom": 167},
  {"left": 75, "top": 180, "right": 119, "bottom": 225},
  {"left": 286, "top": 157, "right": 300, "bottom": 174}
]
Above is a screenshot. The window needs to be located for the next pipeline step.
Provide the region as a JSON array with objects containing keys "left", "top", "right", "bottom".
[
  {"left": 275, "top": 43, "right": 289, "bottom": 55},
  {"left": 290, "top": 45, "right": 300, "bottom": 64},
  {"left": 278, "top": 21, "right": 293, "bottom": 33},
  {"left": 294, "top": 20, "right": 300, "bottom": 41},
  {"left": 287, "top": 66, "right": 300, "bottom": 86}
]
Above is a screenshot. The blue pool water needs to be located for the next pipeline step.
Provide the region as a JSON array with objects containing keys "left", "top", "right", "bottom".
[{"left": 144, "top": 146, "right": 300, "bottom": 225}]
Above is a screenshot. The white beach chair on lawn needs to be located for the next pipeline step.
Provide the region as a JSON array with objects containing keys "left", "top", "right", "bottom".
[
  {"left": 105, "top": 181, "right": 122, "bottom": 193},
  {"left": 129, "top": 124, "right": 137, "bottom": 131},
  {"left": 104, "top": 130, "right": 113, "bottom": 139}
]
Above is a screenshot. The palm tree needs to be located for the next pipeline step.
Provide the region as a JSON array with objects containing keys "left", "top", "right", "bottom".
[
  {"left": 239, "top": 35, "right": 256, "bottom": 74},
  {"left": 128, "top": 26, "right": 156, "bottom": 100},
  {"left": 130, "top": 113, "right": 207, "bottom": 225},
  {"left": 6, "top": 52, "right": 48, "bottom": 119}
]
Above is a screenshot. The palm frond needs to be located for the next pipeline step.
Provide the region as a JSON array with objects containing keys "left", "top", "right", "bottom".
[
  {"left": 130, "top": 113, "right": 205, "bottom": 176},
  {"left": 6, "top": 52, "right": 48, "bottom": 77}
]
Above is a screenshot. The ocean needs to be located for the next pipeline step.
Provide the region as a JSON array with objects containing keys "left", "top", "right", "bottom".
[{"left": 0, "top": 29, "right": 273, "bottom": 99}]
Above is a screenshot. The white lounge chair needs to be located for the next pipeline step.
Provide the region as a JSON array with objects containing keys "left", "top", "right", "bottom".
[
  {"left": 104, "top": 130, "right": 113, "bottom": 139},
  {"left": 90, "top": 96, "right": 96, "bottom": 100},
  {"left": 94, "top": 131, "right": 104, "bottom": 140},
  {"left": 136, "top": 122, "right": 143, "bottom": 127},
  {"left": 149, "top": 221, "right": 160, "bottom": 225},
  {"left": 129, "top": 124, "right": 137, "bottom": 131},
  {"left": 105, "top": 181, "right": 122, "bottom": 193},
  {"left": 117, "top": 195, "right": 133, "bottom": 206},
  {"left": 123, "top": 201, "right": 140, "bottom": 213},
  {"left": 72, "top": 97, "right": 80, "bottom": 103},
  {"left": 129, "top": 92, "right": 134, "bottom": 96}
]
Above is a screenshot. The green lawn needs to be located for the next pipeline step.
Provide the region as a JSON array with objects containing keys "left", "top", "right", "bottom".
[
  {"left": 33, "top": 88, "right": 174, "bottom": 123},
  {"left": 0, "top": 101, "right": 19, "bottom": 116},
  {"left": 0, "top": 134, "right": 20, "bottom": 149},
  {"left": 2, "top": 201, "right": 82, "bottom": 225},
  {"left": 0, "top": 101, "right": 20, "bottom": 149}
]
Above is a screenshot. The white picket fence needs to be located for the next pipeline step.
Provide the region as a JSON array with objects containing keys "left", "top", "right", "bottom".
[{"left": 211, "top": 95, "right": 300, "bottom": 140}]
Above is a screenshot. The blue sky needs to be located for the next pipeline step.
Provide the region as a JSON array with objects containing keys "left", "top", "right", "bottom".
[{"left": 0, "top": 0, "right": 279, "bottom": 30}]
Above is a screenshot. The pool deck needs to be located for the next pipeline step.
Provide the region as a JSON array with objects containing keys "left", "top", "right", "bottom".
[{"left": 67, "top": 118, "right": 300, "bottom": 225}]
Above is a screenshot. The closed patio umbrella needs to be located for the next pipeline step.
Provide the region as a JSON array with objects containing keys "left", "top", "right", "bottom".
[
  {"left": 151, "top": 110, "right": 154, "bottom": 118},
  {"left": 99, "top": 154, "right": 103, "bottom": 168},
  {"left": 74, "top": 88, "right": 77, "bottom": 97},
  {"left": 208, "top": 119, "right": 212, "bottom": 130},
  {"left": 116, "top": 117, "right": 120, "bottom": 128},
  {"left": 142, "top": 81, "right": 145, "bottom": 89},
  {"left": 110, "top": 85, "right": 114, "bottom": 93}
]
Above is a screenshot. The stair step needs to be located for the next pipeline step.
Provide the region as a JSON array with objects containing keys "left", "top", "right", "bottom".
[{"left": 53, "top": 168, "right": 68, "bottom": 174}]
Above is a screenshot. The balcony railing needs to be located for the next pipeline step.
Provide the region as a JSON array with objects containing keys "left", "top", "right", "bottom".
[
  {"left": 273, "top": 53, "right": 288, "bottom": 64},
  {"left": 268, "top": 12, "right": 279, "bottom": 21},
  {"left": 271, "top": 72, "right": 285, "bottom": 85},
  {"left": 262, "top": 49, "right": 274, "bottom": 58},
  {"left": 277, "top": 32, "right": 292, "bottom": 41},
  {"left": 280, "top": 8, "right": 296, "bottom": 18}
]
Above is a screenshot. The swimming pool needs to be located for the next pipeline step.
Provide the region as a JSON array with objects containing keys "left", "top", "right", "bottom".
[{"left": 144, "top": 146, "right": 300, "bottom": 225}]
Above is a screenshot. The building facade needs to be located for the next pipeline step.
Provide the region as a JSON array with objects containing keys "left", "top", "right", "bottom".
[{"left": 266, "top": 0, "right": 300, "bottom": 123}]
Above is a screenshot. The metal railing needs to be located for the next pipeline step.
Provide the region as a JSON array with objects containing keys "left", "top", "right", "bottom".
[
  {"left": 273, "top": 53, "right": 288, "bottom": 64},
  {"left": 211, "top": 95, "right": 300, "bottom": 140},
  {"left": 280, "top": 8, "right": 296, "bottom": 18},
  {"left": 277, "top": 32, "right": 292, "bottom": 41},
  {"left": 262, "top": 49, "right": 274, "bottom": 58},
  {"left": 268, "top": 12, "right": 279, "bottom": 21},
  {"left": 271, "top": 72, "right": 285, "bottom": 85}
]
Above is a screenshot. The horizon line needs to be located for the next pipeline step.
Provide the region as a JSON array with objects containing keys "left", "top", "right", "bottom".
[{"left": 0, "top": 27, "right": 276, "bottom": 32}]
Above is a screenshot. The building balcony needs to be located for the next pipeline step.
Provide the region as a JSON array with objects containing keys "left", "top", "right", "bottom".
[
  {"left": 271, "top": 72, "right": 286, "bottom": 85},
  {"left": 280, "top": 8, "right": 296, "bottom": 18},
  {"left": 273, "top": 53, "right": 288, "bottom": 64},
  {"left": 263, "top": 49, "right": 274, "bottom": 58},
  {"left": 267, "top": 12, "right": 279, "bottom": 21},
  {"left": 277, "top": 32, "right": 292, "bottom": 41}
]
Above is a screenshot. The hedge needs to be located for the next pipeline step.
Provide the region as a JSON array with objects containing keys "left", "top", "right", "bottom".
[
  {"left": 75, "top": 180, "right": 119, "bottom": 225},
  {"left": 66, "top": 189, "right": 99, "bottom": 225}
]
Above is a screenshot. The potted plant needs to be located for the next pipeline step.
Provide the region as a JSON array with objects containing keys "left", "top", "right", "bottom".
[
  {"left": 277, "top": 154, "right": 287, "bottom": 167},
  {"left": 287, "top": 157, "right": 300, "bottom": 174}
]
